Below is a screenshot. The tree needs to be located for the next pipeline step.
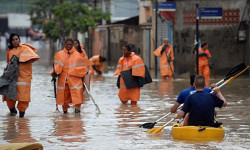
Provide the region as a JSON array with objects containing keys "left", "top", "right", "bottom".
[{"left": 30, "top": 0, "right": 110, "bottom": 62}]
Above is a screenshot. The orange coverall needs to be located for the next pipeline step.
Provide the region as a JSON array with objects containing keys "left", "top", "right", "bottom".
[
  {"left": 198, "top": 48, "right": 211, "bottom": 87},
  {"left": 154, "top": 44, "right": 174, "bottom": 79},
  {"left": 4, "top": 43, "right": 40, "bottom": 112},
  {"left": 52, "top": 47, "right": 88, "bottom": 111},
  {"left": 79, "top": 47, "right": 89, "bottom": 65},
  {"left": 89, "top": 55, "right": 105, "bottom": 75},
  {"left": 114, "top": 52, "right": 145, "bottom": 103}
]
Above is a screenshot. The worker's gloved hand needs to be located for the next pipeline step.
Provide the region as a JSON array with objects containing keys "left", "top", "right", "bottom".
[
  {"left": 209, "top": 63, "right": 214, "bottom": 69},
  {"left": 16, "top": 56, "right": 20, "bottom": 63},
  {"left": 167, "top": 57, "right": 172, "bottom": 62},
  {"left": 97, "top": 70, "right": 102, "bottom": 75},
  {"left": 116, "top": 75, "right": 121, "bottom": 89},
  {"left": 51, "top": 73, "right": 58, "bottom": 78},
  {"left": 209, "top": 59, "right": 214, "bottom": 69},
  {"left": 160, "top": 46, "right": 167, "bottom": 55},
  {"left": 51, "top": 73, "right": 58, "bottom": 82},
  {"left": 198, "top": 53, "right": 207, "bottom": 57},
  {"left": 138, "top": 77, "right": 144, "bottom": 87}
]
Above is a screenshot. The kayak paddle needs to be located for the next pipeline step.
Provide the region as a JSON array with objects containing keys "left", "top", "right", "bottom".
[
  {"left": 146, "top": 118, "right": 175, "bottom": 135},
  {"left": 139, "top": 106, "right": 181, "bottom": 129},
  {"left": 216, "top": 63, "right": 246, "bottom": 86},
  {"left": 139, "top": 112, "right": 171, "bottom": 129}
]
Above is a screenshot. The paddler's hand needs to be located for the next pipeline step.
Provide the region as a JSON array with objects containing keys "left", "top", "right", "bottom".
[
  {"left": 212, "top": 87, "right": 220, "bottom": 95},
  {"left": 210, "top": 83, "right": 216, "bottom": 89}
]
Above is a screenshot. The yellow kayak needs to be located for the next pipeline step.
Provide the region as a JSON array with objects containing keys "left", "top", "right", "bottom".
[
  {"left": 0, "top": 143, "right": 43, "bottom": 150},
  {"left": 171, "top": 123, "right": 224, "bottom": 141}
]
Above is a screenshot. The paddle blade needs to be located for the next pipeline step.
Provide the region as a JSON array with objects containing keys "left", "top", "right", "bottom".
[
  {"left": 139, "top": 122, "right": 156, "bottom": 129},
  {"left": 225, "top": 63, "right": 246, "bottom": 80},
  {"left": 146, "top": 126, "right": 164, "bottom": 135}
]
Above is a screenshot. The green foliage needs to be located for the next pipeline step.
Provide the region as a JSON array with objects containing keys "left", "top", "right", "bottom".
[{"left": 30, "top": 0, "right": 110, "bottom": 42}]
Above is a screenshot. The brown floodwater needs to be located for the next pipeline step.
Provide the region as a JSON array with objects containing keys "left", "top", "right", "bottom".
[{"left": 0, "top": 62, "right": 249, "bottom": 150}]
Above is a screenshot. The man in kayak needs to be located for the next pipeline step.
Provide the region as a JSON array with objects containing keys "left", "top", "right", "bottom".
[
  {"left": 170, "top": 74, "right": 212, "bottom": 113},
  {"left": 175, "top": 75, "right": 227, "bottom": 126}
]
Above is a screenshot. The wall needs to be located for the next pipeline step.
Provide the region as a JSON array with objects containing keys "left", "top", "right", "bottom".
[
  {"left": 108, "top": 25, "right": 140, "bottom": 65},
  {"left": 173, "top": 0, "right": 249, "bottom": 74}
]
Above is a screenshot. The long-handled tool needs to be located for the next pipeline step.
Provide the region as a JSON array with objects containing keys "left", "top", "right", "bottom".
[
  {"left": 52, "top": 64, "right": 60, "bottom": 112},
  {"left": 147, "top": 64, "right": 249, "bottom": 135},
  {"left": 166, "top": 51, "right": 175, "bottom": 79},
  {"left": 83, "top": 83, "right": 101, "bottom": 114}
]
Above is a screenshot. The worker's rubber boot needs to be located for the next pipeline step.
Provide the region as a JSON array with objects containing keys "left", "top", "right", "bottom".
[
  {"left": 75, "top": 108, "right": 81, "bottom": 114},
  {"left": 19, "top": 111, "right": 25, "bottom": 118},
  {"left": 9, "top": 108, "right": 17, "bottom": 116}
]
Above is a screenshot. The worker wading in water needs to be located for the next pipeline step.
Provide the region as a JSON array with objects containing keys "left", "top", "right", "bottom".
[
  {"left": 3, "top": 33, "right": 40, "bottom": 118},
  {"left": 196, "top": 42, "right": 212, "bottom": 87},
  {"left": 114, "top": 44, "right": 145, "bottom": 105},
  {"left": 89, "top": 55, "right": 106, "bottom": 75},
  {"left": 51, "top": 38, "right": 88, "bottom": 114},
  {"left": 154, "top": 38, "right": 174, "bottom": 80}
]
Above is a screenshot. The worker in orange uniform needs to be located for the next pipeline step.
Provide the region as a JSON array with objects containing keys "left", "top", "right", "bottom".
[
  {"left": 51, "top": 38, "right": 88, "bottom": 114},
  {"left": 89, "top": 55, "right": 106, "bottom": 75},
  {"left": 73, "top": 39, "right": 89, "bottom": 64},
  {"left": 114, "top": 44, "right": 145, "bottom": 105},
  {"left": 197, "top": 42, "right": 212, "bottom": 87},
  {"left": 154, "top": 38, "right": 174, "bottom": 80},
  {"left": 4, "top": 33, "right": 40, "bottom": 118}
]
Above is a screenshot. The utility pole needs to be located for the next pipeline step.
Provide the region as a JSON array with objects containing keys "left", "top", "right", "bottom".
[
  {"left": 154, "top": 0, "right": 158, "bottom": 77},
  {"left": 196, "top": 3, "right": 199, "bottom": 75},
  {"left": 59, "top": 0, "right": 65, "bottom": 49},
  {"left": 94, "top": 0, "right": 97, "bottom": 8}
]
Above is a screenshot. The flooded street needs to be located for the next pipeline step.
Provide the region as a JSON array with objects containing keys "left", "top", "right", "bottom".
[{"left": 0, "top": 61, "right": 249, "bottom": 150}]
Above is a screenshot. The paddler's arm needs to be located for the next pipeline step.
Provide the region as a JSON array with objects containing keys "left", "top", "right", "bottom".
[
  {"left": 213, "top": 87, "right": 227, "bottom": 107},
  {"left": 171, "top": 102, "right": 181, "bottom": 113}
]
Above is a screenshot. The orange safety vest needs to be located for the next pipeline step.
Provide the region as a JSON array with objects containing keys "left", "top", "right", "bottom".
[
  {"left": 154, "top": 44, "right": 174, "bottom": 77},
  {"left": 53, "top": 48, "right": 88, "bottom": 105},
  {"left": 114, "top": 52, "right": 145, "bottom": 102},
  {"left": 5, "top": 44, "right": 40, "bottom": 102}
]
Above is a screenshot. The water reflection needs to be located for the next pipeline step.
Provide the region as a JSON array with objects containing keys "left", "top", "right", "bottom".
[
  {"left": 158, "top": 80, "right": 174, "bottom": 99},
  {"left": 116, "top": 104, "right": 141, "bottom": 129},
  {"left": 91, "top": 75, "right": 105, "bottom": 82},
  {"left": 52, "top": 115, "right": 87, "bottom": 143},
  {"left": 3, "top": 117, "right": 36, "bottom": 143}
]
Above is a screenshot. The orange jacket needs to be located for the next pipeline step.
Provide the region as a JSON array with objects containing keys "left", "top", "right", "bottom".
[
  {"left": 198, "top": 48, "right": 211, "bottom": 66},
  {"left": 89, "top": 55, "right": 105, "bottom": 75},
  {"left": 154, "top": 44, "right": 174, "bottom": 76},
  {"left": 114, "top": 52, "right": 145, "bottom": 102},
  {"left": 52, "top": 47, "right": 88, "bottom": 105},
  {"left": 80, "top": 49, "right": 89, "bottom": 65},
  {"left": 5, "top": 44, "right": 40, "bottom": 102}
]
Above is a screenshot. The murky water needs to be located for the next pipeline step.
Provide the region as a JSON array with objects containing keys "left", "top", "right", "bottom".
[{"left": 0, "top": 61, "right": 249, "bottom": 150}]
